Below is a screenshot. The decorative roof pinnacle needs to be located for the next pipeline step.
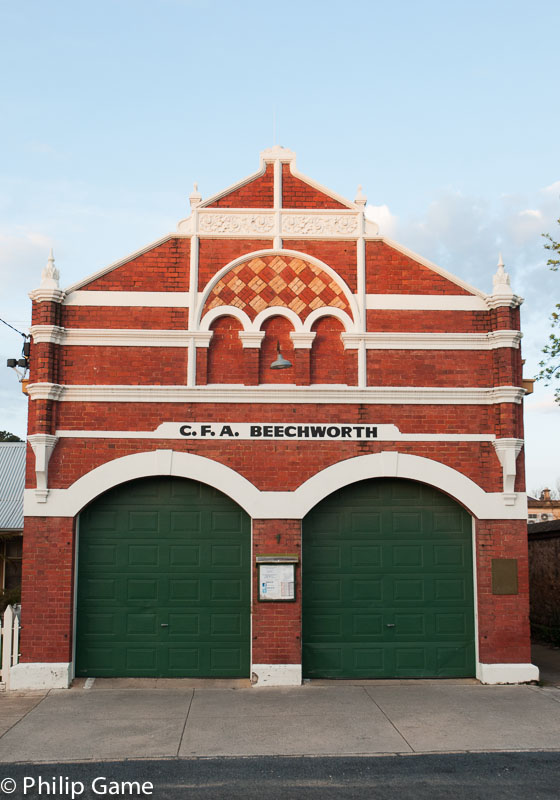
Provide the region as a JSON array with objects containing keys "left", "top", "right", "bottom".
[
  {"left": 40, "top": 249, "right": 60, "bottom": 289},
  {"left": 486, "top": 252, "right": 523, "bottom": 308},
  {"left": 355, "top": 185, "right": 367, "bottom": 207},
  {"left": 492, "top": 252, "right": 513, "bottom": 295},
  {"left": 189, "top": 182, "right": 202, "bottom": 209},
  {"left": 260, "top": 145, "right": 296, "bottom": 163}
]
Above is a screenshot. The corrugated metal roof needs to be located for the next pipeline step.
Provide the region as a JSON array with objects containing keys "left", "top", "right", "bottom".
[{"left": 0, "top": 442, "right": 26, "bottom": 531}]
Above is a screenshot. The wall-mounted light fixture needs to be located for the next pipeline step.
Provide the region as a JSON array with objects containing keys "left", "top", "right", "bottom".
[
  {"left": 270, "top": 340, "right": 292, "bottom": 370},
  {"left": 6, "top": 338, "right": 30, "bottom": 385}
]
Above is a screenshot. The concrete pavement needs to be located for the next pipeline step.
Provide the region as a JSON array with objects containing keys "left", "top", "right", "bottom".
[
  {"left": 0, "top": 644, "right": 559, "bottom": 763},
  {"left": 0, "top": 675, "right": 559, "bottom": 763}
]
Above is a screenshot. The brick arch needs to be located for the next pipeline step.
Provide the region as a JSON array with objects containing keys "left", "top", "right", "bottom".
[
  {"left": 310, "top": 315, "right": 346, "bottom": 385},
  {"left": 207, "top": 315, "right": 245, "bottom": 384},
  {"left": 200, "top": 253, "right": 352, "bottom": 323},
  {"left": 259, "top": 315, "right": 296, "bottom": 385}
]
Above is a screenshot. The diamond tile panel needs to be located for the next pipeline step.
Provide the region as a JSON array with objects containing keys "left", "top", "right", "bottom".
[{"left": 203, "top": 255, "right": 351, "bottom": 321}]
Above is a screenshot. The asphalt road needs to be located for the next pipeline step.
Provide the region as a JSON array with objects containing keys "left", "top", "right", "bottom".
[{"left": 1, "top": 752, "right": 560, "bottom": 800}]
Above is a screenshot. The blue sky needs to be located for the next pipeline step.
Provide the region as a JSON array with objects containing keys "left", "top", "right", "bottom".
[{"left": 0, "top": 0, "right": 558, "bottom": 490}]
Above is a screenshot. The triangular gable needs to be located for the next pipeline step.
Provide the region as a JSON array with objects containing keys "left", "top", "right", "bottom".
[
  {"left": 65, "top": 237, "right": 190, "bottom": 293},
  {"left": 203, "top": 162, "right": 274, "bottom": 209},
  {"left": 366, "top": 240, "right": 486, "bottom": 297},
  {"left": 281, "top": 163, "right": 352, "bottom": 210},
  {"left": 200, "top": 147, "right": 355, "bottom": 211}
]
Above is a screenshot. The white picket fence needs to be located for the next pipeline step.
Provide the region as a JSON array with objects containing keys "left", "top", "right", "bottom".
[{"left": 0, "top": 605, "right": 21, "bottom": 691}]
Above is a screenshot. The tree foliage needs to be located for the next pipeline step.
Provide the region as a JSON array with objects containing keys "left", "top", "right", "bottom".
[
  {"left": 538, "top": 218, "right": 560, "bottom": 402},
  {"left": 0, "top": 430, "right": 22, "bottom": 442}
]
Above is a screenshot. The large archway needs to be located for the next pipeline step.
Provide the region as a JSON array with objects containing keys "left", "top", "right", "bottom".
[
  {"left": 75, "top": 476, "right": 251, "bottom": 678},
  {"left": 302, "top": 478, "right": 476, "bottom": 678}
]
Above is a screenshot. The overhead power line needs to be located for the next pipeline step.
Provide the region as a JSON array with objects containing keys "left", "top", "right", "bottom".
[{"left": 0, "top": 317, "right": 29, "bottom": 338}]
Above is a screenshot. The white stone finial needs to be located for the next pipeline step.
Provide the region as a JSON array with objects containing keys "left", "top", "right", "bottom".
[
  {"left": 189, "top": 182, "right": 202, "bottom": 209},
  {"left": 487, "top": 252, "right": 522, "bottom": 309},
  {"left": 355, "top": 185, "right": 367, "bottom": 207},
  {"left": 40, "top": 249, "right": 60, "bottom": 290},
  {"left": 260, "top": 145, "right": 296, "bottom": 163},
  {"left": 492, "top": 252, "right": 512, "bottom": 295}
]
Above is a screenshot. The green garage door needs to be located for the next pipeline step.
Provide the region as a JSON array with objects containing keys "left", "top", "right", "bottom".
[
  {"left": 76, "top": 477, "right": 250, "bottom": 678},
  {"left": 303, "top": 479, "right": 475, "bottom": 678}
]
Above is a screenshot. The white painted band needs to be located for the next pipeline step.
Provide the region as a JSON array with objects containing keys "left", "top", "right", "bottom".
[
  {"left": 30, "top": 326, "right": 521, "bottom": 351},
  {"left": 8, "top": 660, "right": 540, "bottom": 689},
  {"left": 476, "top": 663, "right": 539, "bottom": 684},
  {"left": 61, "top": 292, "right": 492, "bottom": 312},
  {"left": 54, "top": 426, "right": 497, "bottom": 442},
  {"left": 365, "top": 294, "right": 488, "bottom": 310},
  {"left": 9, "top": 662, "right": 72, "bottom": 690},
  {"left": 342, "top": 331, "right": 522, "bottom": 350},
  {"left": 63, "top": 291, "right": 190, "bottom": 307},
  {"left": 30, "top": 327, "right": 206, "bottom": 347},
  {"left": 252, "top": 664, "right": 302, "bottom": 687},
  {"left": 26, "top": 383, "right": 525, "bottom": 405}
]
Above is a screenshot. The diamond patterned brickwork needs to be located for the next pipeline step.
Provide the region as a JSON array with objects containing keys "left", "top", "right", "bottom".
[{"left": 202, "top": 255, "right": 351, "bottom": 322}]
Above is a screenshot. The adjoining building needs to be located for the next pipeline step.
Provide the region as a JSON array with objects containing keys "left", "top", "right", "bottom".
[
  {"left": 528, "top": 518, "right": 560, "bottom": 644},
  {"left": 12, "top": 147, "right": 537, "bottom": 689},
  {"left": 0, "top": 442, "right": 25, "bottom": 605},
  {"left": 528, "top": 489, "right": 560, "bottom": 524}
]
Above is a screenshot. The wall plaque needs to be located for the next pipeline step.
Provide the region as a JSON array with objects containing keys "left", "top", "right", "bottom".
[
  {"left": 491, "top": 558, "right": 519, "bottom": 595},
  {"left": 258, "top": 561, "right": 297, "bottom": 602}
]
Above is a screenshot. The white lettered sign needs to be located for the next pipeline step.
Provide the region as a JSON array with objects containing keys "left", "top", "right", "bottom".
[{"left": 154, "top": 422, "right": 401, "bottom": 440}]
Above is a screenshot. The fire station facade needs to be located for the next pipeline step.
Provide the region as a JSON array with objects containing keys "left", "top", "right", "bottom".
[{"left": 13, "top": 147, "right": 537, "bottom": 689}]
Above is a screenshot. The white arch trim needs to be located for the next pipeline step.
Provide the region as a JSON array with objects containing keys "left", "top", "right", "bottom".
[
  {"left": 199, "top": 305, "right": 253, "bottom": 332},
  {"left": 24, "top": 449, "right": 528, "bottom": 520},
  {"left": 200, "top": 304, "right": 354, "bottom": 334},
  {"left": 197, "top": 249, "right": 360, "bottom": 330},
  {"left": 303, "top": 306, "right": 354, "bottom": 332},
  {"left": 252, "top": 306, "right": 302, "bottom": 332}
]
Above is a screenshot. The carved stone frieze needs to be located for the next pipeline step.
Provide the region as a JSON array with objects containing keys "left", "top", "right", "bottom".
[
  {"left": 281, "top": 214, "right": 358, "bottom": 236},
  {"left": 198, "top": 213, "right": 275, "bottom": 235}
]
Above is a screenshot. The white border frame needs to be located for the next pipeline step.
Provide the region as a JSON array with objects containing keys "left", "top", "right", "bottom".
[{"left": 24, "top": 449, "right": 528, "bottom": 520}]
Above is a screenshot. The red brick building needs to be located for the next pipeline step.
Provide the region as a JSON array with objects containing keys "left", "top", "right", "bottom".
[{"left": 13, "top": 147, "right": 537, "bottom": 689}]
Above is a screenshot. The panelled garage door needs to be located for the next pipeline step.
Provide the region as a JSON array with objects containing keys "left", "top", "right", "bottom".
[
  {"left": 302, "top": 479, "right": 475, "bottom": 678},
  {"left": 76, "top": 477, "right": 250, "bottom": 678}
]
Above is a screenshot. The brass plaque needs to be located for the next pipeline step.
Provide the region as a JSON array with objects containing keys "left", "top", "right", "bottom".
[{"left": 492, "top": 558, "right": 518, "bottom": 595}]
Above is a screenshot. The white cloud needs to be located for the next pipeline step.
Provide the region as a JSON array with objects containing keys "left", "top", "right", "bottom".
[
  {"left": 365, "top": 204, "right": 398, "bottom": 238},
  {"left": 377, "top": 181, "right": 559, "bottom": 310},
  {"left": 362, "top": 182, "right": 560, "bottom": 489},
  {"left": 543, "top": 180, "right": 560, "bottom": 196},
  {"left": 519, "top": 209, "right": 542, "bottom": 219}
]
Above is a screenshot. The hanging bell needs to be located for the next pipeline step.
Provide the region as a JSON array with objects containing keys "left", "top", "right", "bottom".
[{"left": 270, "top": 340, "right": 292, "bottom": 370}]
